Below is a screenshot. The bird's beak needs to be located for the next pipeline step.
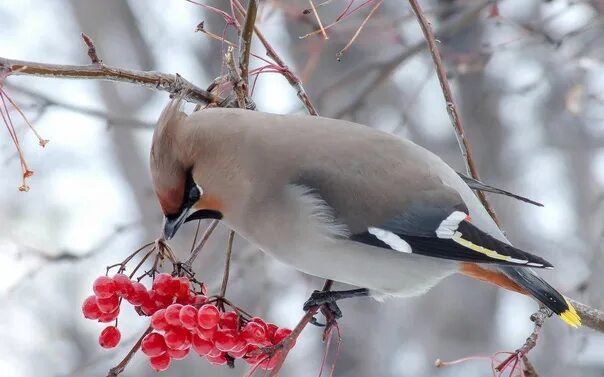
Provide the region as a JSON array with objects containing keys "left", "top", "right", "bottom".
[{"left": 163, "top": 209, "right": 190, "bottom": 240}]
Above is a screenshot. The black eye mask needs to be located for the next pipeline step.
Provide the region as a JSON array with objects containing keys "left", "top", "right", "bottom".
[{"left": 182, "top": 170, "right": 222, "bottom": 223}]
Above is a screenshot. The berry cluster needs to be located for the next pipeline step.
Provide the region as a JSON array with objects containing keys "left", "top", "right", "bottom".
[
  {"left": 82, "top": 273, "right": 292, "bottom": 372},
  {"left": 143, "top": 303, "right": 292, "bottom": 371}
]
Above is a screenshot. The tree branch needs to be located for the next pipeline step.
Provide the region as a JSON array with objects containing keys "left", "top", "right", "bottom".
[
  {"left": 232, "top": 0, "right": 318, "bottom": 115},
  {"left": 0, "top": 57, "right": 223, "bottom": 105},
  {"left": 238, "top": 0, "right": 258, "bottom": 87},
  {"left": 407, "top": 0, "right": 499, "bottom": 224},
  {"left": 569, "top": 298, "right": 604, "bottom": 332}
]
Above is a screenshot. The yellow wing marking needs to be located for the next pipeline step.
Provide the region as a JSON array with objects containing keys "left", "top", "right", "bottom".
[{"left": 451, "top": 231, "right": 524, "bottom": 263}]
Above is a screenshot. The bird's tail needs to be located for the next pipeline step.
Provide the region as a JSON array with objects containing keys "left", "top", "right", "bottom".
[{"left": 500, "top": 266, "right": 581, "bottom": 327}]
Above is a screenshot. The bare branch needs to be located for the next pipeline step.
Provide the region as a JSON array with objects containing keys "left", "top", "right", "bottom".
[
  {"left": 233, "top": 0, "right": 319, "bottom": 115},
  {"left": 569, "top": 298, "right": 604, "bottom": 333},
  {"left": 106, "top": 326, "right": 152, "bottom": 377},
  {"left": 225, "top": 47, "right": 248, "bottom": 108},
  {"left": 407, "top": 0, "right": 499, "bottom": 224},
  {"left": 238, "top": 0, "right": 258, "bottom": 87},
  {"left": 0, "top": 57, "right": 222, "bottom": 105},
  {"left": 326, "top": 1, "right": 490, "bottom": 117}
]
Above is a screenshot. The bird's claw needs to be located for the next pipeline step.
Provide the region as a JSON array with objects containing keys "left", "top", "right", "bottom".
[{"left": 303, "top": 290, "right": 343, "bottom": 327}]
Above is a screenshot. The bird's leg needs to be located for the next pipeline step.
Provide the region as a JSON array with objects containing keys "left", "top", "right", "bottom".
[{"left": 303, "top": 288, "right": 370, "bottom": 325}]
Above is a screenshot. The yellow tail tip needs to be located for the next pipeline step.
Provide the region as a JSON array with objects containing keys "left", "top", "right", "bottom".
[{"left": 560, "top": 299, "right": 581, "bottom": 328}]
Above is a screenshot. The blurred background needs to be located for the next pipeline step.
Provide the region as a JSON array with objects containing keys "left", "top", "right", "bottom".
[{"left": 1, "top": 0, "right": 603, "bottom": 376}]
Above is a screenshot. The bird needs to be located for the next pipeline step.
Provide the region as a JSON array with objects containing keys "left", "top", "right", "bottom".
[{"left": 150, "top": 98, "right": 580, "bottom": 327}]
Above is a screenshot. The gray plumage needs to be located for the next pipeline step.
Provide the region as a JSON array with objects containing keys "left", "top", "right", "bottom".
[{"left": 150, "top": 101, "right": 580, "bottom": 326}]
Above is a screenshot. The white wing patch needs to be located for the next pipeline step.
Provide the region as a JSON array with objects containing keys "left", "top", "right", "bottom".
[
  {"left": 435, "top": 211, "right": 467, "bottom": 239},
  {"left": 368, "top": 227, "right": 412, "bottom": 254}
]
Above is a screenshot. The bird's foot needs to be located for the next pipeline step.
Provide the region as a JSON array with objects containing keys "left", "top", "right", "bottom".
[{"left": 304, "top": 290, "right": 343, "bottom": 327}]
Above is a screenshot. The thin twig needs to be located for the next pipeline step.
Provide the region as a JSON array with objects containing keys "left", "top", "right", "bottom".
[
  {"left": 407, "top": 0, "right": 499, "bottom": 223},
  {"left": 0, "top": 57, "right": 222, "bottom": 105},
  {"left": 495, "top": 307, "right": 549, "bottom": 372},
  {"left": 225, "top": 47, "right": 248, "bottom": 108},
  {"left": 106, "top": 326, "right": 152, "bottom": 377},
  {"left": 183, "top": 219, "right": 220, "bottom": 269},
  {"left": 267, "top": 280, "right": 334, "bottom": 376},
  {"left": 233, "top": 0, "right": 319, "bottom": 115},
  {"left": 325, "top": 1, "right": 490, "bottom": 117},
  {"left": 219, "top": 230, "right": 236, "bottom": 298},
  {"left": 239, "top": 0, "right": 258, "bottom": 86},
  {"left": 308, "top": 0, "right": 329, "bottom": 40},
  {"left": 336, "top": 0, "right": 383, "bottom": 60}
]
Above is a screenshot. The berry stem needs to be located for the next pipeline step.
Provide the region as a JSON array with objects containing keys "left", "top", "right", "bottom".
[
  {"left": 183, "top": 219, "right": 219, "bottom": 269},
  {"left": 130, "top": 247, "right": 156, "bottom": 280},
  {"left": 106, "top": 241, "right": 155, "bottom": 275},
  {"left": 106, "top": 326, "right": 152, "bottom": 377},
  {"left": 218, "top": 230, "right": 235, "bottom": 303}
]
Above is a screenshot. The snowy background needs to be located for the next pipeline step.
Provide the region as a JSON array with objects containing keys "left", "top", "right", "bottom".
[{"left": 1, "top": 0, "right": 603, "bottom": 376}]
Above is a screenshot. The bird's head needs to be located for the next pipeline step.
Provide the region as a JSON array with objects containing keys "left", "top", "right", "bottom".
[{"left": 150, "top": 98, "right": 222, "bottom": 240}]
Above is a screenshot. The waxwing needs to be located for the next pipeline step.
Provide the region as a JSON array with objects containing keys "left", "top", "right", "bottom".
[{"left": 150, "top": 98, "right": 580, "bottom": 327}]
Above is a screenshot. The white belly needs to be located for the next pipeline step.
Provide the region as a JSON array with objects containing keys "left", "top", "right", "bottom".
[{"left": 260, "top": 236, "right": 457, "bottom": 297}]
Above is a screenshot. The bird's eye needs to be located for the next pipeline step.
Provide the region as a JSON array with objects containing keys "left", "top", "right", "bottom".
[
  {"left": 181, "top": 169, "right": 202, "bottom": 209},
  {"left": 188, "top": 184, "right": 201, "bottom": 204}
]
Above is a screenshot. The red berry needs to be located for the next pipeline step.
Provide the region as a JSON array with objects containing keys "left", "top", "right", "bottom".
[
  {"left": 206, "top": 353, "right": 227, "bottom": 365},
  {"left": 220, "top": 311, "right": 239, "bottom": 330},
  {"left": 139, "top": 294, "right": 158, "bottom": 316},
  {"left": 214, "top": 329, "right": 237, "bottom": 352},
  {"left": 231, "top": 337, "right": 248, "bottom": 353},
  {"left": 164, "top": 304, "right": 183, "bottom": 326},
  {"left": 229, "top": 347, "right": 248, "bottom": 359},
  {"left": 196, "top": 326, "right": 217, "bottom": 340},
  {"left": 179, "top": 305, "right": 197, "bottom": 329},
  {"left": 99, "top": 326, "right": 121, "bottom": 348},
  {"left": 266, "top": 323, "right": 278, "bottom": 340},
  {"left": 151, "top": 309, "right": 170, "bottom": 331},
  {"left": 141, "top": 332, "right": 168, "bottom": 357},
  {"left": 208, "top": 346, "right": 224, "bottom": 357},
  {"left": 192, "top": 295, "right": 207, "bottom": 307},
  {"left": 126, "top": 281, "right": 148, "bottom": 306},
  {"left": 273, "top": 328, "right": 292, "bottom": 344},
  {"left": 241, "top": 322, "right": 266, "bottom": 345},
  {"left": 192, "top": 334, "right": 213, "bottom": 356},
  {"left": 153, "top": 273, "right": 178, "bottom": 296},
  {"left": 197, "top": 304, "right": 220, "bottom": 329},
  {"left": 175, "top": 294, "right": 194, "bottom": 305},
  {"left": 164, "top": 326, "right": 191, "bottom": 350},
  {"left": 175, "top": 277, "right": 191, "bottom": 299},
  {"left": 97, "top": 306, "right": 120, "bottom": 323},
  {"left": 168, "top": 347, "right": 189, "bottom": 360},
  {"left": 151, "top": 290, "right": 174, "bottom": 309},
  {"left": 82, "top": 295, "right": 102, "bottom": 320},
  {"left": 149, "top": 352, "right": 171, "bottom": 372},
  {"left": 250, "top": 317, "right": 267, "bottom": 329},
  {"left": 96, "top": 294, "right": 119, "bottom": 313},
  {"left": 93, "top": 276, "right": 116, "bottom": 299},
  {"left": 112, "top": 274, "right": 134, "bottom": 298}
]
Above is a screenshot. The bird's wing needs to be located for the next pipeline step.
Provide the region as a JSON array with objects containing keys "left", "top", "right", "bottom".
[{"left": 349, "top": 186, "right": 553, "bottom": 268}]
